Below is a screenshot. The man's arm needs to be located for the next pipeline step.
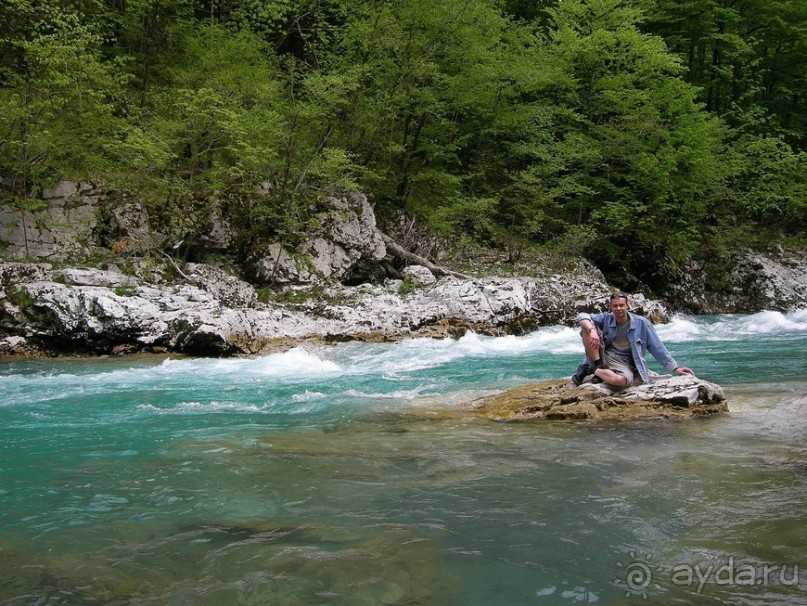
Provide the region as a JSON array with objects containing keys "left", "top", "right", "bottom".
[
  {"left": 575, "top": 313, "right": 601, "bottom": 350},
  {"left": 643, "top": 320, "right": 695, "bottom": 376}
]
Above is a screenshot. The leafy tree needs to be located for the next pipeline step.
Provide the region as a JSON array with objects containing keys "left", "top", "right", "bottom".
[
  {"left": 103, "top": 0, "right": 195, "bottom": 106},
  {"left": 646, "top": 0, "right": 807, "bottom": 150},
  {"left": 500, "top": 0, "right": 558, "bottom": 26},
  {"left": 0, "top": 0, "right": 802, "bottom": 283},
  {"left": 0, "top": 3, "right": 125, "bottom": 199},
  {"left": 336, "top": 0, "right": 514, "bottom": 214},
  {"left": 730, "top": 0, "right": 807, "bottom": 150},
  {"left": 119, "top": 22, "right": 365, "bottom": 249},
  {"left": 645, "top": 0, "right": 754, "bottom": 115},
  {"left": 534, "top": 0, "right": 725, "bottom": 279},
  {"left": 723, "top": 135, "right": 806, "bottom": 234},
  {"left": 105, "top": 25, "right": 287, "bottom": 242}
]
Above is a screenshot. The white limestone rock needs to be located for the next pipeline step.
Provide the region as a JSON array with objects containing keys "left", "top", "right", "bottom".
[
  {"left": 401, "top": 265, "right": 436, "bottom": 286},
  {"left": 253, "top": 194, "right": 386, "bottom": 284},
  {"left": 187, "top": 263, "right": 258, "bottom": 309}
]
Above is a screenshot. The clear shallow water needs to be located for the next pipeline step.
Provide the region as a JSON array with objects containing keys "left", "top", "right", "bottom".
[{"left": 1, "top": 311, "right": 806, "bottom": 605}]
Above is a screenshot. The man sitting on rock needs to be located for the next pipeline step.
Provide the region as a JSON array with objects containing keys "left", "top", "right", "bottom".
[{"left": 572, "top": 292, "right": 695, "bottom": 388}]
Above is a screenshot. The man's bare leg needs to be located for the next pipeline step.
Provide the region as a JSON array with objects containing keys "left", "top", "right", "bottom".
[
  {"left": 580, "top": 329, "right": 602, "bottom": 365},
  {"left": 592, "top": 368, "right": 628, "bottom": 388}
]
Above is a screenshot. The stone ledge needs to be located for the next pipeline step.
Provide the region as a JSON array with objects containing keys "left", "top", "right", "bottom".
[{"left": 468, "top": 375, "right": 728, "bottom": 421}]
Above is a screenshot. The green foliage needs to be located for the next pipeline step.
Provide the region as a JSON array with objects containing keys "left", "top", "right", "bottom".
[
  {"left": 398, "top": 274, "right": 417, "bottom": 295},
  {"left": 0, "top": 3, "right": 127, "bottom": 198},
  {"left": 222, "top": 0, "right": 354, "bottom": 67},
  {"left": 336, "top": 0, "right": 514, "bottom": 209},
  {"left": 723, "top": 135, "right": 806, "bottom": 233},
  {"left": 516, "top": 0, "right": 727, "bottom": 276},
  {"left": 645, "top": 0, "right": 807, "bottom": 149},
  {"left": 0, "top": 0, "right": 803, "bottom": 285},
  {"left": 276, "top": 284, "right": 326, "bottom": 303},
  {"left": 430, "top": 196, "right": 497, "bottom": 239},
  {"left": 143, "top": 26, "right": 284, "bottom": 186},
  {"left": 546, "top": 224, "right": 601, "bottom": 258},
  {"left": 104, "top": 0, "right": 195, "bottom": 102},
  {"left": 114, "top": 284, "right": 136, "bottom": 297},
  {"left": 6, "top": 286, "right": 34, "bottom": 309}
]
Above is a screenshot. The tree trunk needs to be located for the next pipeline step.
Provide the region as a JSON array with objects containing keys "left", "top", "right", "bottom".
[{"left": 377, "top": 231, "right": 470, "bottom": 279}]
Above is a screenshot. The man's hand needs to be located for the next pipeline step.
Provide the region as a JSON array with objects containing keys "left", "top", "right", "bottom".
[
  {"left": 674, "top": 366, "right": 695, "bottom": 376},
  {"left": 587, "top": 327, "right": 600, "bottom": 350}
]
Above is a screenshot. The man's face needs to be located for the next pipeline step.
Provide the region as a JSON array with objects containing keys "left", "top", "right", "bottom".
[{"left": 610, "top": 297, "right": 628, "bottom": 321}]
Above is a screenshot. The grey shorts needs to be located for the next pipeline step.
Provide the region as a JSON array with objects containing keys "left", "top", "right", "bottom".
[
  {"left": 603, "top": 349, "right": 637, "bottom": 386},
  {"left": 583, "top": 326, "right": 638, "bottom": 385}
]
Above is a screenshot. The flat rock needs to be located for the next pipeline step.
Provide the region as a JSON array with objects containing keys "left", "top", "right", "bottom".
[{"left": 468, "top": 375, "right": 728, "bottom": 421}]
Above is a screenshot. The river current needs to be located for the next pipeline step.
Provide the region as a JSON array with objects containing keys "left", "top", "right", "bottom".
[{"left": 1, "top": 311, "right": 806, "bottom": 605}]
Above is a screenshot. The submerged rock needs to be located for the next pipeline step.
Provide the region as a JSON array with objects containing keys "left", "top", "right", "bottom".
[{"left": 469, "top": 375, "right": 727, "bottom": 421}]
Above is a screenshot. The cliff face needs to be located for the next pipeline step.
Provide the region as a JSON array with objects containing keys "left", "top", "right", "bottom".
[{"left": 0, "top": 181, "right": 804, "bottom": 358}]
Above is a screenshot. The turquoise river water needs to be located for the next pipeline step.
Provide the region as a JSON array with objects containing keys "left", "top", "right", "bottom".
[{"left": 1, "top": 311, "right": 806, "bottom": 605}]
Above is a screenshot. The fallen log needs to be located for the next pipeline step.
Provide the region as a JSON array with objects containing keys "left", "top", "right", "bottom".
[{"left": 378, "top": 231, "right": 471, "bottom": 280}]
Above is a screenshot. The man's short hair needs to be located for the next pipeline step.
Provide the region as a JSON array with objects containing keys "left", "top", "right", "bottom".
[{"left": 609, "top": 292, "right": 629, "bottom": 302}]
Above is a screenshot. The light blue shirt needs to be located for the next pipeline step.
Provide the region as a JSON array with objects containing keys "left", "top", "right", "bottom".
[{"left": 575, "top": 311, "right": 679, "bottom": 384}]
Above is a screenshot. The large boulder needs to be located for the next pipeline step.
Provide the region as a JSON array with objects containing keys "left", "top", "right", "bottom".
[
  {"left": 522, "top": 259, "right": 669, "bottom": 325},
  {"left": 660, "top": 247, "right": 807, "bottom": 313},
  {"left": 729, "top": 248, "right": 807, "bottom": 312},
  {"left": 253, "top": 194, "right": 386, "bottom": 284},
  {"left": 468, "top": 375, "right": 727, "bottom": 421},
  {"left": 108, "top": 201, "right": 156, "bottom": 253},
  {"left": 0, "top": 181, "right": 239, "bottom": 263},
  {"left": 186, "top": 263, "right": 257, "bottom": 309},
  {"left": 401, "top": 265, "right": 437, "bottom": 286}
]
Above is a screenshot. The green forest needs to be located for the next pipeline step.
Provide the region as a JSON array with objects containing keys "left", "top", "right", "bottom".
[{"left": 1, "top": 0, "right": 805, "bottom": 288}]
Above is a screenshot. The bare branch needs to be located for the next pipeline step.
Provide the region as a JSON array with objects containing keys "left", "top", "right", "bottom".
[{"left": 378, "top": 231, "right": 470, "bottom": 279}]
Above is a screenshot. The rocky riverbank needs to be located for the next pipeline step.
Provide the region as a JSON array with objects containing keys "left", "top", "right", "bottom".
[
  {"left": 1, "top": 182, "right": 805, "bottom": 359},
  {"left": 2, "top": 247, "right": 805, "bottom": 360},
  {"left": 0, "top": 259, "right": 668, "bottom": 357}
]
